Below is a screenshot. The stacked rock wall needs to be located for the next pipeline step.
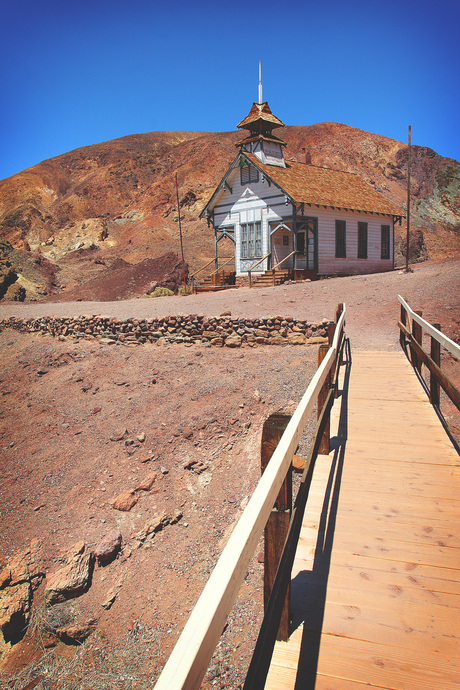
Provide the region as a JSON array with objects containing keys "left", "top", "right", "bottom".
[{"left": 0, "top": 314, "right": 330, "bottom": 347}]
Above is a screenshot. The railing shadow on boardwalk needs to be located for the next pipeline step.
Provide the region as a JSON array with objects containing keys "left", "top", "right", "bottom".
[{"left": 289, "top": 338, "right": 351, "bottom": 690}]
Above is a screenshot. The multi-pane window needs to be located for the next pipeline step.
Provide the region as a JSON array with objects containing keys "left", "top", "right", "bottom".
[
  {"left": 240, "top": 222, "right": 262, "bottom": 259},
  {"left": 358, "top": 222, "right": 368, "bottom": 259},
  {"left": 240, "top": 163, "right": 259, "bottom": 185},
  {"left": 381, "top": 225, "right": 390, "bottom": 259},
  {"left": 335, "top": 220, "right": 346, "bottom": 258}
]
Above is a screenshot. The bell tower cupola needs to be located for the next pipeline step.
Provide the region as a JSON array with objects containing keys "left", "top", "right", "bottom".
[{"left": 236, "top": 62, "right": 287, "bottom": 167}]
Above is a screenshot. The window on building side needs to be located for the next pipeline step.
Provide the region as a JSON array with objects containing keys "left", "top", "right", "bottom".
[
  {"left": 358, "top": 222, "right": 368, "bottom": 259},
  {"left": 241, "top": 222, "right": 262, "bottom": 259},
  {"left": 381, "top": 225, "right": 390, "bottom": 259},
  {"left": 335, "top": 220, "right": 346, "bottom": 258},
  {"left": 240, "top": 163, "right": 259, "bottom": 185}
]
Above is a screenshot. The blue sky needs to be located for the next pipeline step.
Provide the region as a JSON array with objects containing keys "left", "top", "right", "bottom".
[{"left": 1, "top": 0, "right": 459, "bottom": 181}]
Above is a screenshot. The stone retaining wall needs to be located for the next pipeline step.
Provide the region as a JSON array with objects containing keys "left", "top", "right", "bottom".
[{"left": 0, "top": 314, "right": 330, "bottom": 347}]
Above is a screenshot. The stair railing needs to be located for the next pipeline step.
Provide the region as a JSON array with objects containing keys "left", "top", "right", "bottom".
[
  {"left": 247, "top": 252, "right": 272, "bottom": 288},
  {"left": 270, "top": 250, "right": 297, "bottom": 286}
]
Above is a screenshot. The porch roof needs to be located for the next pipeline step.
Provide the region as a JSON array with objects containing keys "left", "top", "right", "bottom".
[{"left": 244, "top": 152, "right": 403, "bottom": 217}]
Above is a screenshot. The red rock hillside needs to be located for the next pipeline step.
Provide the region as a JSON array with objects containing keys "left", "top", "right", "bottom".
[{"left": 0, "top": 125, "right": 459, "bottom": 301}]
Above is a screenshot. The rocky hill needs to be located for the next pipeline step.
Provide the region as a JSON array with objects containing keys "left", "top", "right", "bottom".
[{"left": 0, "top": 124, "right": 459, "bottom": 301}]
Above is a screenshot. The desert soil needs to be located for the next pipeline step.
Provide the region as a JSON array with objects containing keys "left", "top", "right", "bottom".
[{"left": 0, "top": 258, "right": 459, "bottom": 689}]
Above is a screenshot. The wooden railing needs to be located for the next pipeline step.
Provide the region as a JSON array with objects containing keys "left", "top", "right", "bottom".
[
  {"left": 153, "top": 304, "right": 347, "bottom": 690},
  {"left": 398, "top": 295, "right": 460, "bottom": 411},
  {"left": 190, "top": 257, "right": 234, "bottom": 291},
  {"left": 266, "top": 250, "right": 298, "bottom": 286}
]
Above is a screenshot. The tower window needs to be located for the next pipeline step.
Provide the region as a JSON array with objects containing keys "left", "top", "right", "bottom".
[{"left": 240, "top": 163, "right": 259, "bottom": 185}]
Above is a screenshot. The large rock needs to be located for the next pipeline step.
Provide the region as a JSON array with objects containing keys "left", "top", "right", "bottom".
[
  {"left": 225, "top": 333, "right": 242, "bottom": 348},
  {"left": 44, "top": 542, "right": 94, "bottom": 605},
  {"left": 94, "top": 530, "right": 122, "bottom": 566}
]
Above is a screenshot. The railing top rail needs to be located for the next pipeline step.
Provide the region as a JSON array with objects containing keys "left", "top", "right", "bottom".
[
  {"left": 154, "top": 307, "right": 346, "bottom": 690},
  {"left": 209, "top": 256, "right": 234, "bottom": 276},
  {"left": 272, "top": 250, "right": 296, "bottom": 272},
  {"left": 398, "top": 295, "right": 460, "bottom": 358},
  {"left": 190, "top": 258, "right": 215, "bottom": 279},
  {"left": 247, "top": 252, "right": 272, "bottom": 272}
]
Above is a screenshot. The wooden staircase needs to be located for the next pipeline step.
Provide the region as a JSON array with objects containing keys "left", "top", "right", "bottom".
[
  {"left": 251, "top": 270, "right": 291, "bottom": 288},
  {"left": 251, "top": 268, "right": 317, "bottom": 288},
  {"left": 193, "top": 270, "right": 237, "bottom": 293}
]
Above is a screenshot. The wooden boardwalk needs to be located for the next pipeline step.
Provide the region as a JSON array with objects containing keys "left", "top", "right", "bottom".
[{"left": 265, "top": 349, "right": 460, "bottom": 690}]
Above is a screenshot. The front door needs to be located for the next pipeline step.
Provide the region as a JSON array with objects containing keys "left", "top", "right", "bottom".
[{"left": 296, "top": 217, "right": 317, "bottom": 270}]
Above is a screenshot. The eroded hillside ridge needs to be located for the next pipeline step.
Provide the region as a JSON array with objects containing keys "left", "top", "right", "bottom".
[{"left": 0, "top": 125, "right": 459, "bottom": 301}]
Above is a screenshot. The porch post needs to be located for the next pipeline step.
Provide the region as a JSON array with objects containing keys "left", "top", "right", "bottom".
[
  {"left": 292, "top": 204, "right": 297, "bottom": 271},
  {"left": 214, "top": 227, "right": 218, "bottom": 272}
]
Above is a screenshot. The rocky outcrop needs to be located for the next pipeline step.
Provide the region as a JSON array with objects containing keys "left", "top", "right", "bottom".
[{"left": 0, "top": 539, "right": 44, "bottom": 641}]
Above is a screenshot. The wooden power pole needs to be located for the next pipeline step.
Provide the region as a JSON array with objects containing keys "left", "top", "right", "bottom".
[
  {"left": 175, "top": 173, "right": 187, "bottom": 293},
  {"left": 406, "top": 125, "right": 411, "bottom": 273}
]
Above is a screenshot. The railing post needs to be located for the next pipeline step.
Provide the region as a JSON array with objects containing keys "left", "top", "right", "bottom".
[
  {"left": 261, "top": 413, "right": 292, "bottom": 642},
  {"left": 272, "top": 268, "right": 276, "bottom": 287},
  {"left": 248, "top": 270, "right": 252, "bottom": 289},
  {"left": 430, "top": 323, "right": 441, "bottom": 407},
  {"left": 318, "top": 343, "right": 331, "bottom": 454},
  {"left": 400, "top": 299, "right": 407, "bottom": 348},
  {"left": 411, "top": 309, "right": 423, "bottom": 373}
]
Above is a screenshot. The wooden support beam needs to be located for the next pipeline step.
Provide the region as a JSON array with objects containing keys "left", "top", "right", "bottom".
[{"left": 261, "top": 414, "right": 292, "bottom": 642}]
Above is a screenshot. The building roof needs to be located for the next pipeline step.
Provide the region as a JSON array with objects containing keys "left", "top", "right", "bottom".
[
  {"left": 243, "top": 152, "right": 403, "bottom": 217},
  {"left": 237, "top": 102, "right": 285, "bottom": 130}
]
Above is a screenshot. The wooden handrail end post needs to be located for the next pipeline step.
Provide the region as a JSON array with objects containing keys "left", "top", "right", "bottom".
[{"left": 318, "top": 343, "right": 331, "bottom": 454}]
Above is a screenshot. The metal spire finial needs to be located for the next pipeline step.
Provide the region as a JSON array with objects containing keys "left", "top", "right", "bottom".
[{"left": 258, "top": 61, "right": 263, "bottom": 104}]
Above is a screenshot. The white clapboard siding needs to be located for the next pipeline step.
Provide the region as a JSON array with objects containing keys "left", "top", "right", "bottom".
[{"left": 314, "top": 206, "right": 394, "bottom": 274}]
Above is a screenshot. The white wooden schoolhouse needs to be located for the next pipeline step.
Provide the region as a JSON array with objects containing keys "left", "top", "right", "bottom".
[{"left": 200, "top": 82, "right": 403, "bottom": 287}]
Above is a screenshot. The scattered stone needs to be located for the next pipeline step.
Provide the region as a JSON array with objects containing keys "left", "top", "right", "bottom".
[
  {"left": 44, "top": 542, "right": 94, "bottom": 606},
  {"left": 135, "top": 473, "right": 158, "bottom": 491},
  {"left": 137, "top": 431, "right": 146, "bottom": 443},
  {"left": 110, "top": 429, "right": 128, "bottom": 442},
  {"left": 94, "top": 530, "right": 122, "bottom": 566},
  {"left": 293, "top": 455, "right": 306, "bottom": 473},
  {"left": 220, "top": 310, "right": 231, "bottom": 316},
  {"left": 111, "top": 490, "right": 138, "bottom": 512}
]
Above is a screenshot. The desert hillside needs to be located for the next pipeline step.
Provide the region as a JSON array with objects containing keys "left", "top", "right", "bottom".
[{"left": 0, "top": 124, "right": 459, "bottom": 301}]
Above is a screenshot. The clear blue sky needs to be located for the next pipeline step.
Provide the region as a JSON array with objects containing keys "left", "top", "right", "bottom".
[{"left": 1, "top": 0, "right": 459, "bottom": 181}]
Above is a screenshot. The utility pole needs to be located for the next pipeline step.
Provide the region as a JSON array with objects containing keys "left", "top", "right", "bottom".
[
  {"left": 406, "top": 125, "right": 411, "bottom": 273},
  {"left": 175, "top": 172, "right": 187, "bottom": 294}
]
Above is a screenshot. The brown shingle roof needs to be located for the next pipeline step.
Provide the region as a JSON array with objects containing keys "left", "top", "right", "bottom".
[
  {"left": 237, "top": 102, "right": 285, "bottom": 130},
  {"left": 244, "top": 153, "right": 403, "bottom": 217}
]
